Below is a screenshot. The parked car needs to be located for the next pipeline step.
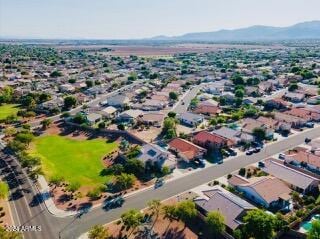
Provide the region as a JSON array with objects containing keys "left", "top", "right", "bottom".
[
  {"left": 258, "top": 161, "right": 265, "bottom": 167},
  {"left": 155, "top": 178, "right": 164, "bottom": 189},
  {"left": 305, "top": 138, "right": 311, "bottom": 143},
  {"left": 246, "top": 150, "right": 253, "bottom": 155},
  {"left": 278, "top": 153, "right": 285, "bottom": 159},
  {"left": 305, "top": 122, "right": 314, "bottom": 128},
  {"left": 253, "top": 147, "right": 261, "bottom": 153}
]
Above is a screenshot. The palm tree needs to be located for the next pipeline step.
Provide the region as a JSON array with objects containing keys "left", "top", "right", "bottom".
[
  {"left": 148, "top": 199, "right": 162, "bottom": 231},
  {"left": 162, "top": 205, "right": 178, "bottom": 236},
  {"left": 121, "top": 209, "right": 143, "bottom": 237}
]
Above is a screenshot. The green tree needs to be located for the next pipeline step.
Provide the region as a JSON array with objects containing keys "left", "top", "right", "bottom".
[
  {"left": 307, "top": 219, "right": 320, "bottom": 239},
  {"left": 64, "top": 96, "right": 77, "bottom": 109},
  {"left": 124, "top": 159, "right": 145, "bottom": 178},
  {"left": 252, "top": 127, "right": 266, "bottom": 141},
  {"left": 169, "top": 91, "right": 178, "bottom": 101},
  {"left": 243, "top": 209, "right": 276, "bottom": 239},
  {"left": 121, "top": 209, "right": 143, "bottom": 236},
  {"left": 161, "top": 166, "right": 171, "bottom": 176},
  {"left": 98, "top": 122, "right": 105, "bottom": 129},
  {"left": 175, "top": 200, "right": 197, "bottom": 227},
  {"left": 128, "top": 72, "right": 138, "bottom": 82},
  {"left": 88, "top": 225, "right": 109, "bottom": 239},
  {"left": 50, "top": 70, "right": 62, "bottom": 77},
  {"left": 15, "top": 132, "right": 34, "bottom": 145},
  {"left": 148, "top": 199, "right": 162, "bottom": 230},
  {"left": 0, "top": 182, "right": 9, "bottom": 199},
  {"left": 86, "top": 80, "right": 93, "bottom": 88},
  {"left": 163, "top": 117, "right": 177, "bottom": 139},
  {"left": 167, "top": 111, "right": 176, "bottom": 118},
  {"left": 114, "top": 173, "right": 136, "bottom": 190},
  {"left": 288, "top": 83, "right": 298, "bottom": 92},
  {"left": 0, "top": 86, "right": 14, "bottom": 103},
  {"left": 41, "top": 118, "right": 52, "bottom": 130},
  {"left": 235, "top": 89, "right": 245, "bottom": 98},
  {"left": 205, "top": 211, "right": 225, "bottom": 236}
]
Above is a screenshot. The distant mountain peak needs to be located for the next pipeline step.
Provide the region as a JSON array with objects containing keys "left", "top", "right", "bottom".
[{"left": 150, "top": 20, "right": 320, "bottom": 41}]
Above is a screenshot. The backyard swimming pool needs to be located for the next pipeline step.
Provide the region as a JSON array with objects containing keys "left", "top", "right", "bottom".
[{"left": 299, "top": 214, "right": 320, "bottom": 233}]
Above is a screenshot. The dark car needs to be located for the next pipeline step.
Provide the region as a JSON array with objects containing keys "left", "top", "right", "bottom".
[
  {"left": 305, "top": 138, "right": 311, "bottom": 143},
  {"left": 104, "top": 196, "right": 125, "bottom": 209},
  {"left": 154, "top": 178, "right": 164, "bottom": 189},
  {"left": 246, "top": 150, "right": 253, "bottom": 155}
]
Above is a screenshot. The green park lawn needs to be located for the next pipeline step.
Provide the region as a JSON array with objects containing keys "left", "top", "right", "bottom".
[
  {"left": 0, "top": 104, "right": 20, "bottom": 120},
  {"left": 29, "top": 135, "right": 118, "bottom": 189}
]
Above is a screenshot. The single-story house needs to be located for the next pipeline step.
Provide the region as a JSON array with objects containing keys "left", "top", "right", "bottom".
[
  {"left": 117, "top": 109, "right": 143, "bottom": 124},
  {"left": 100, "top": 106, "right": 118, "bottom": 119},
  {"left": 106, "top": 94, "right": 130, "bottom": 108},
  {"left": 86, "top": 113, "right": 102, "bottom": 125},
  {"left": 284, "top": 92, "right": 305, "bottom": 103},
  {"left": 193, "top": 131, "right": 232, "bottom": 150},
  {"left": 194, "top": 186, "right": 256, "bottom": 232},
  {"left": 138, "top": 112, "right": 165, "bottom": 127},
  {"left": 228, "top": 175, "right": 292, "bottom": 209},
  {"left": 212, "top": 127, "right": 254, "bottom": 145},
  {"left": 284, "top": 147, "right": 320, "bottom": 174},
  {"left": 261, "top": 158, "right": 319, "bottom": 194},
  {"left": 274, "top": 112, "right": 307, "bottom": 128},
  {"left": 168, "top": 138, "right": 207, "bottom": 163},
  {"left": 178, "top": 112, "right": 204, "bottom": 127}
]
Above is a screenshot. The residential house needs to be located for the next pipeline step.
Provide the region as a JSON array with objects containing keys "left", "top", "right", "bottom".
[
  {"left": 139, "top": 112, "right": 164, "bottom": 127},
  {"left": 178, "top": 112, "right": 204, "bottom": 127},
  {"left": 274, "top": 112, "right": 307, "bottom": 128},
  {"left": 117, "top": 109, "right": 143, "bottom": 124},
  {"left": 228, "top": 175, "right": 292, "bottom": 209},
  {"left": 59, "top": 84, "right": 75, "bottom": 93},
  {"left": 261, "top": 158, "right": 319, "bottom": 194},
  {"left": 100, "top": 106, "right": 118, "bottom": 119},
  {"left": 194, "top": 186, "right": 256, "bottom": 232},
  {"left": 194, "top": 99, "right": 221, "bottom": 117},
  {"left": 137, "top": 143, "right": 176, "bottom": 170},
  {"left": 106, "top": 94, "right": 130, "bottom": 108},
  {"left": 193, "top": 131, "right": 232, "bottom": 150},
  {"left": 284, "top": 108, "right": 320, "bottom": 122},
  {"left": 168, "top": 138, "right": 207, "bottom": 163},
  {"left": 265, "top": 98, "right": 290, "bottom": 110},
  {"left": 142, "top": 99, "right": 167, "bottom": 111},
  {"left": 284, "top": 92, "right": 305, "bottom": 103},
  {"left": 212, "top": 127, "right": 254, "bottom": 145},
  {"left": 241, "top": 118, "right": 274, "bottom": 139},
  {"left": 284, "top": 147, "right": 320, "bottom": 174},
  {"left": 86, "top": 113, "right": 102, "bottom": 125}
]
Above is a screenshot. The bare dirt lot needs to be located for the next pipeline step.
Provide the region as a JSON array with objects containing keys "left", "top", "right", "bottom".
[{"left": 54, "top": 43, "right": 281, "bottom": 56}]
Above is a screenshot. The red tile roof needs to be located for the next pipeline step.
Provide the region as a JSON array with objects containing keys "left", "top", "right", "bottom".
[
  {"left": 168, "top": 138, "right": 206, "bottom": 161},
  {"left": 194, "top": 131, "right": 228, "bottom": 145}
]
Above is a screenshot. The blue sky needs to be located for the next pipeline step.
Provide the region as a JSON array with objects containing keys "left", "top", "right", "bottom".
[{"left": 0, "top": 0, "right": 319, "bottom": 39}]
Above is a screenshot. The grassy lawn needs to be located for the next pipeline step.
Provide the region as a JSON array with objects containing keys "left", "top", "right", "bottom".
[
  {"left": 0, "top": 104, "right": 20, "bottom": 120},
  {"left": 29, "top": 135, "right": 118, "bottom": 189}
]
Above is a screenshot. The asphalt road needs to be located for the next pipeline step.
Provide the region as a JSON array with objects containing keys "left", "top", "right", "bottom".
[
  {"left": 2, "top": 125, "right": 319, "bottom": 239},
  {"left": 173, "top": 85, "right": 202, "bottom": 114}
]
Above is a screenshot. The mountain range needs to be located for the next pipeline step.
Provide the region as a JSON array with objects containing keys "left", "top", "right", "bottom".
[{"left": 151, "top": 21, "right": 320, "bottom": 41}]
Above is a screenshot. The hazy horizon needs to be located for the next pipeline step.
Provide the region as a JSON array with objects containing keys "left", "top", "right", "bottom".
[{"left": 1, "top": 0, "right": 320, "bottom": 40}]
